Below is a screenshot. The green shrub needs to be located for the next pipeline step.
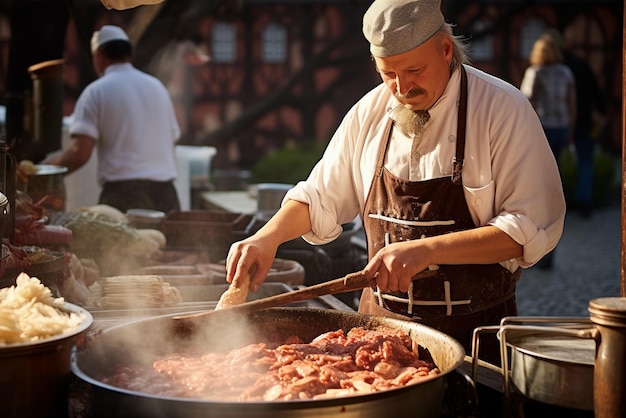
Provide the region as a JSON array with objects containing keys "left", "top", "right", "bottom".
[{"left": 249, "top": 142, "right": 326, "bottom": 185}]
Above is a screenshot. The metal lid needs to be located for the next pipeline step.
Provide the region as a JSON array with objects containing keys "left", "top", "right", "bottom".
[
  {"left": 508, "top": 333, "right": 596, "bottom": 365},
  {"left": 589, "top": 297, "right": 626, "bottom": 327},
  {"left": 31, "top": 164, "right": 68, "bottom": 176},
  {"left": 27, "top": 59, "right": 65, "bottom": 78},
  {"left": 126, "top": 209, "right": 166, "bottom": 220}
]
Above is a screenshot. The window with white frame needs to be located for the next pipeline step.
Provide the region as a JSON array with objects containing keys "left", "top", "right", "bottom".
[
  {"left": 520, "top": 18, "right": 545, "bottom": 59},
  {"left": 212, "top": 22, "right": 237, "bottom": 63},
  {"left": 262, "top": 23, "right": 287, "bottom": 63}
]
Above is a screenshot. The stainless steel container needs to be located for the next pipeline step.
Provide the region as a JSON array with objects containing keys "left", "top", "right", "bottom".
[
  {"left": 126, "top": 208, "right": 166, "bottom": 229},
  {"left": 255, "top": 183, "right": 293, "bottom": 211},
  {"left": 472, "top": 297, "right": 626, "bottom": 417},
  {"left": 20, "top": 164, "right": 68, "bottom": 211},
  {"left": 496, "top": 317, "right": 595, "bottom": 411},
  {"left": 588, "top": 297, "right": 626, "bottom": 418}
]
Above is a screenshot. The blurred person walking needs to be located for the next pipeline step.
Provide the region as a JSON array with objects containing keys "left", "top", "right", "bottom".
[
  {"left": 543, "top": 29, "right": 607, "bottom": 219},
  {"left": 520, "top": 36, "right": 577, "bottom": 160},
  {"left": 520, "top": 35, "right": 576, "bottom": 269}
]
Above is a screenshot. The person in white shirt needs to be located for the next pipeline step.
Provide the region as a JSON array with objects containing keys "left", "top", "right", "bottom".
[
  {"left": 45, "top": 25, "right": 181, "bottom": 213},
  {"left": 225, "top": 0, "right": 565, "bottom": 362}
]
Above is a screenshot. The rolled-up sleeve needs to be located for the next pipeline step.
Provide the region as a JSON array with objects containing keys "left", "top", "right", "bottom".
[{"left": 284, "top": 87, "right": 390, "bottom": 245}]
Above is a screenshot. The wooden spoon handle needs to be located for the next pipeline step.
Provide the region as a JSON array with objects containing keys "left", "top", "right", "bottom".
[{"left": 173, "top": 268, "right": 438, "bottom": 321}]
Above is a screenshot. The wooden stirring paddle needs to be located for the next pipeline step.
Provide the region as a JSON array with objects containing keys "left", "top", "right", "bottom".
[{"left": 172, "top": 268, "right": 438, "bottom": 321}]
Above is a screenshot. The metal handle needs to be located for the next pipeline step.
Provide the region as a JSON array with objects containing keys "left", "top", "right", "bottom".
[{"left": 442, "top": 366, "right": 478, "bottom": 417}]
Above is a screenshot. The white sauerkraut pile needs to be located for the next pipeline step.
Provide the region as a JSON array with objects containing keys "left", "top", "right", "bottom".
[{"left": 0, "top": 272, "right": 86, "bottom": 345}]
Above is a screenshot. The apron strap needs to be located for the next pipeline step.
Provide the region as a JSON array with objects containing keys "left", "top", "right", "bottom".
[
  {"left": 451, "top": 66, "right": 468, "bottom": 186},
  {"left": 374, "top": 118, "right": 394, "bottom": 178}
]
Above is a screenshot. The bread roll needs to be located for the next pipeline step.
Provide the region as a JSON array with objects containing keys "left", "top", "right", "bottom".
[{"left": 136, "top": 229, "right": 167, "bottom": 249}]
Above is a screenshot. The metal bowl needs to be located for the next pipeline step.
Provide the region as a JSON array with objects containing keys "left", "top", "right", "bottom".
[
  {"left": 1, "top": 249, "right": 67, "bottom": 295},
  {"left": 0, "top": 303, "right": 93, "bottom": 418}
]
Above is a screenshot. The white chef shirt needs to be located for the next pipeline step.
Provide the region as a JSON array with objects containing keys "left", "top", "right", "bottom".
[
  {"left": 285, "top": 65, "right": 566, "bottom": 272},
  {"left": 70, "top": 63, "right": 180, "bottom": 185}
]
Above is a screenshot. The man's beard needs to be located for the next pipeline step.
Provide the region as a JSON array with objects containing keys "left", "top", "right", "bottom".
[{"left": 391, "top": 105, "right": 431, "bottom": 137}]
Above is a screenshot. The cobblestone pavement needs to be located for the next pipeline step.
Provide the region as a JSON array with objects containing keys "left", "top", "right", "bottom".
[{"left": 515, "top": 201, "right": 622, "bottom": 317}]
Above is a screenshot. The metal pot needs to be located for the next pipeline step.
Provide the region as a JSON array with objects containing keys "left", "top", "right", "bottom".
[
  {"left": 19, "top": 164, "right": 68, "bottom": 211},
  {"left": 72, "top": 307, "right": 474, "bottom": 418},
  {"left": 1, "top": 249, "right": 67, "bottom": 295},
  {"left": 255, "top": 183, "right": 293, "bottom": 211},
  {"left": 495, "top": 317, "right": 595, "bottom": 411},
  {"left": 473, "top": 297, "right": 626, "bottom": 417},
  {"left": 0, "top": 303, "right": 93, "bottom": 418},
  {"left": 126, "top": 208, "right": 166, "bottom": 229}
]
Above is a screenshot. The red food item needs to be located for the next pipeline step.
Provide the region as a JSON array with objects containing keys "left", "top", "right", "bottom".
[
  {"left": 14, "top": 223, "right": 73, "bottom": 246},
  {"left": 102, "top": 326, "right": 440, "bottom": 401}
]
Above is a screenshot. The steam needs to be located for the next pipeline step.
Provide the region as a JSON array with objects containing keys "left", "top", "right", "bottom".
[{"left": 97, "top": 309, "right": 261, "bottom": 374}]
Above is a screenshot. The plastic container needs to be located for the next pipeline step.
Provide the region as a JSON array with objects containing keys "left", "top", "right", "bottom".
[{"left": 174, "top": 146, "right": 217, "bottom": 210}]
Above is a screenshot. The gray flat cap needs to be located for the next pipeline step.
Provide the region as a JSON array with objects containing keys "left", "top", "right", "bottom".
[{"left": 363, "top": 0, "right": 445, "bottom": 57}]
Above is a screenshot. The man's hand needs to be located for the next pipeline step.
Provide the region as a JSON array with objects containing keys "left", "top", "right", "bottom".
[
  {"left": 226, "top": 199, "right": 313, "bottom": 292},
  {"left": 361, "top": 225, "right": 523, "bottom": 292},
  {"left": 362, "top": 240, "right": 434, "bottom": 293},
  {"left": 226, "top": 236, "right": 276, "bottom": 292}
]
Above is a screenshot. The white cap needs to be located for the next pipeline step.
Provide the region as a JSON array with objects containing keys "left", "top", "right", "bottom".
[
  {"left": 363, "top": 0, "right": 445, "bottom": 57},
  {"left": 90, "top": 25, "right": 130, "bottom": 53}
]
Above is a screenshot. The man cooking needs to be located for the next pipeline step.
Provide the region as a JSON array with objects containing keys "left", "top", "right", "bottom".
[
  {"left": 43, "top": 25, "right": 181, "bottom": 213},
  {"left": 225, "top": 0, "right": 566, "bottom": 362}
]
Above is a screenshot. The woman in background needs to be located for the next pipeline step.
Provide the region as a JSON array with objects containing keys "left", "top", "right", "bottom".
[{"left": 520, "top": 36, "right": 576, "bottom": 269}]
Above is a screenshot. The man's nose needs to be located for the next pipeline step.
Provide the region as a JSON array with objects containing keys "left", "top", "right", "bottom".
[{"left": 395, "top": 75, "right": 411, "bottom": 96}]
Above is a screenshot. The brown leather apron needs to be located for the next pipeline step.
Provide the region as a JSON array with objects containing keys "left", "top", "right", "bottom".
[{"left": 358, "top": 67, "right": 519, "bottom": 361}]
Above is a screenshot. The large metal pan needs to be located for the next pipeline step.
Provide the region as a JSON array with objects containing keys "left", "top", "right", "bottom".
[{"left": 72, "top": 307, "right": 473, "bottom": 418}]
